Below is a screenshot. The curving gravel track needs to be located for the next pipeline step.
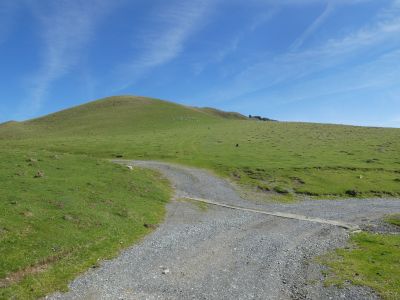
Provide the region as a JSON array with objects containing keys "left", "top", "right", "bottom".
[{"left": 48, "top": 160, "right": 400, "bottom": 300}]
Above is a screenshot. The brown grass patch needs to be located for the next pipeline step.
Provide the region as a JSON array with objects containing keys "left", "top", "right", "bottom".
[{"left": 0, "top": 250, "right": 71, "bottom": 288}]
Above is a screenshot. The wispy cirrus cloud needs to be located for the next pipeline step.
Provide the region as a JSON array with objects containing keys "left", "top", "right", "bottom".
[
  {"left": 193, "top": 8, "right": 279, "bottom": 76},
  {"left": 249, "top": 9, "right": 279, "bottom": 32},
  {"left": 191, "top": 35, "right": 241, "bottom": 77},
  {"left": 289, "top": 2, "right": 334, "bottom": 51},
  {"left": 22, "top": 0, "right": 119, "bottom": 117},
  {"left": 209, "top": 0, "right": 400, "bottom": 103},
  {"left": 114, "top": 0, "right": 213, "bottom": 90},
  {"left": 260, "top": 49, "right": 400, "bottom": 106}
]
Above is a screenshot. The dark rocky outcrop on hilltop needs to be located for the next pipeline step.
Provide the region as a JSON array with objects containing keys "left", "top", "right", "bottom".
[{"left": 248, "top": 115, "right": 277, "bottom": 122}]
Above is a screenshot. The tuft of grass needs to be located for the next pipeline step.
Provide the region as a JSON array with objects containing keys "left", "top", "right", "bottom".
[
  {"left": 273, "top": 186, "right": 290, "bottom": 194},
  {"left": 384, "top": 214, "right": 400, "bottom": 227},
  {"left": 321, "top": 232, "right": 400, "bottom": 300},
  {"left": 0, "top": 149, "right": 170, "bottom": 299},
  {"left": 181, "top": 198, "right": 209, "bottom": 212}
]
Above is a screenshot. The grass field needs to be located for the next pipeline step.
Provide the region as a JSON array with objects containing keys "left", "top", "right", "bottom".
[
  {"left": 1, "top": 95, "right": 399, "bottom": 298},
  {"left": 0, "top": 148, "right": 170, "bottom": 299},
  {"left": 2, "top": 95, "right": 400, "bottom": 199},
  {"left": 322, "top": 232, "right": 400, "bottom": 300}
]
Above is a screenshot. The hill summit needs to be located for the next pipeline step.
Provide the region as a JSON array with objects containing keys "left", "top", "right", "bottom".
[{"left": 0, "top": 95, "right": 246, "bottom": 138}]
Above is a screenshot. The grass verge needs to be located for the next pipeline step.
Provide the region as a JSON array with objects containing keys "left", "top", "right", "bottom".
[
  {"left": 0, "top": 149, "right": 170, "bottom": 299},
  {"left": 384, "top": 214, "right": 400, "bottom": 227},
  {"left": 321, "top": 232, "right": 400, "bottom": 299}
]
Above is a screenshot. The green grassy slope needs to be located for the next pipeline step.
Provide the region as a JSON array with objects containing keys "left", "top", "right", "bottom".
[
  {"left": 0, "top": 96, "right": 246, "bottom": 297},
  {"left": 1, "top": 95, "right": 399, "bottom": 297},
  {"left": 2, "top": 95, "right": 400, "bottom": 198},
  {"left": 2, "top": 96, "right": 239, "bottom": 137},
  {"left": 0, "top": 148, "right": 170, "bottom": 299}
]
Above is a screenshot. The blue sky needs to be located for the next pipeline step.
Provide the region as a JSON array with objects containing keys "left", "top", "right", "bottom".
[{"left": 0, "top": 0, "right": 399, "bottom": 127}]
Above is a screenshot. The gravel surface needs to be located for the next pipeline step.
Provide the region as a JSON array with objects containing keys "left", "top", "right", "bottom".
[
  {"left": 48, "top": 161, "right": 400, "bottom": 300},
  {"left": 360, "top": 220, "right": 400, "bottom": 234}
]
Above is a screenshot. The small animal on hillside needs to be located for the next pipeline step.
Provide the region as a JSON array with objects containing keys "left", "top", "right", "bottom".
[{"left": 235, "top": 143, "right": 239, "bottom": 147}]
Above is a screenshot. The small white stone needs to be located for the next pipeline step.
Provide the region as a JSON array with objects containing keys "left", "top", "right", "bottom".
[{"left": 162, "top": 268, "right": 170, "bottom": 275}]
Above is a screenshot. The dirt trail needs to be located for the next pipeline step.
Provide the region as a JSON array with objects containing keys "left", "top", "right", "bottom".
[{"left": 49, "top": 160, "right": 400, "bottom": 300}]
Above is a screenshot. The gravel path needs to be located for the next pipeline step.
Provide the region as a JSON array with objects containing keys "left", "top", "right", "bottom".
[{"left": 49, "top": 161, "right": 400, "bottom": 300}]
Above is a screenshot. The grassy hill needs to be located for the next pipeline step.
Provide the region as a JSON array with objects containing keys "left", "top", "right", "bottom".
[
  {"left": 0, "top": 96, "right": 244, "bottom": 137},
  {"left": 1, "top": 95, "right": 400, "bottom": 298},
  {"left": 2, "top": 95, "right": 400, "bottom": 199}
]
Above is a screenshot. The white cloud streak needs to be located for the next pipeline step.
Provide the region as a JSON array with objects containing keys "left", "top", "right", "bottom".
[
  {"left": 23, "top": 0, "right": 118, "bottom": 117},
  {"left": 264, "top": 49, "right": 400, "bottom": 106},
  {"left": 289, "top": 2, "right": 334, "bottom": 51},
  {"left": 114, "top": 0, "right": 213, "bottom": 90},
  {"left": 210, "top": 0, "right": 400, "bottom": 102},
  {"left": 249, "top": 9, "right": 279, "bottom": 31},
  {"left": 190, "top": 7, "right": 279, "bottom": 77}
]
